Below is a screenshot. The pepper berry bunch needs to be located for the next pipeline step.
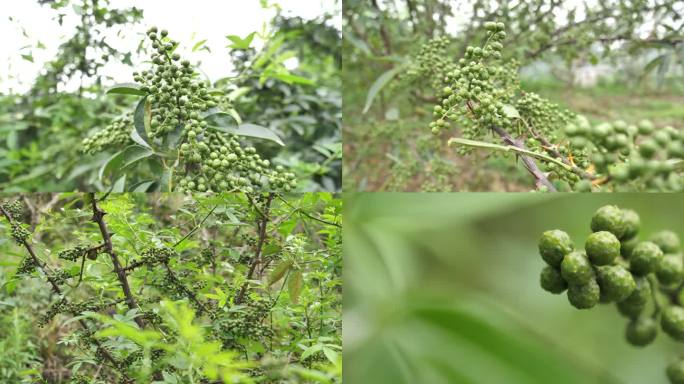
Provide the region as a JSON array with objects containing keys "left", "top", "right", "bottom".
[
  {"left": 82, "top": 27, "right": 297, "bottom": 193},
  {"left": 413, "top": 21, "right": 683, "bottom": 192},
  {"left": 564, "top": 117, "right": 684, "bottom": 192},
  {"left": 538, "top": 205, "right": 684, "bottom": 383},
  {"left": 398, "top": 36, "right": 457, "bottom": 91},
  {"left": 82, "top": 116, "right": 134, "bottom": 155}
]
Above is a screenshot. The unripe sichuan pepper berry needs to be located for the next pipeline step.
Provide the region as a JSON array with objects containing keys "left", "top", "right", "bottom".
[
  {"left": 657, "top": 255, "right": 684, "bottom": 286},
  {"left": 629, "top": 241, "right": 664, "bottom": 276},
  {"left": 596, "top": 265, "right": 636, "bottom": 302},
  {"left": 590, "top": 205, "right": 627, "bottom": 239},
  {"left": 540, "top": 265, "right": 567, "bottom": 294},
  {"left": 620, "top": 209, "right": 641, "bottom": 241},
  {"left": 617, "top": 277, "right": 651, "bottom": 319},
  {"left": 560, "top": 250, "right": 595, "bottom": 285},
  {"left": 538, "top": 230, "right": 573, "bottom": 267},
  {"left": 625, "top": 316, "right": 657, "bottom": 347},
  {"left": 662, "top": 306, "right": 684, "bottom": 341},
  {"left": 620, "top": 237, "right": 640, "bottom": 260},
  {"left": 668, "top": 358, "right": 684, "bottom": 384},
  {"left": 585, "top": 231, "right": 620, "bottom": 266},
  {"left": 652, "top": 230, "right": 681, "bottom": 254},
  {"left": 567, "top": 278, "right": 600, "bottom": 309}
]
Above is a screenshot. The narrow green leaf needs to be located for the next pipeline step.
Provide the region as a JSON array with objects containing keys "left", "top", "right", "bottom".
[
  {"left": 205, "top": 116, "right": 285, "bottom": 146},
  {"left": 272, "top": 72, "right": 314, "bottom": 85},
  {"left": 98, "top": 145, "right": 154, "bottom": 182},
  {"left": 106, "top": 83, "right": 147, "bottom": 96},
  {"left": 132, "top": 97, "right": 152, "bottom": 149},
  {"left": 288, "top": 269, "right": 303, "bottom": 305},
  {"left": 363, "top": 63, "right": 408, "bottom": 114},
  {"left": 111, "top": 175, "right": 126, "bottom": 192},
  {"left": 268, "top": 260, "right": 294, "bottom": 286},
  {"left": 192, "top": 39, "right": 208, "bottom": 52}
]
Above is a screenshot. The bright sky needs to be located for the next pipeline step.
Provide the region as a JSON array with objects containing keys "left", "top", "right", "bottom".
[{"left": 1, "top": 0, "right": 340, "bottom": 94}]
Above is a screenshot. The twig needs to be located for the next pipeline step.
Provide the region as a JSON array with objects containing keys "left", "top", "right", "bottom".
[
  {"left": 89, "top": 193, "right": 145, "bottom": 329},
  {"left": 275, "top": 195, "right": 341, "bottom": 228},
  {"left": 235, "top": 193, "right": 275, "bottom": 305},
  {"left": 172, "top": 205, "right": 218, "bottom": 248},
  {"left": 449, "top": 132, "right": 559, "bottom": 191}
]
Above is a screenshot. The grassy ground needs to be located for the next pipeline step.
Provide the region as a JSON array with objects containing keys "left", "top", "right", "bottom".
[{"left": 343, "top": 76, "right": 684, "bottom": 192}]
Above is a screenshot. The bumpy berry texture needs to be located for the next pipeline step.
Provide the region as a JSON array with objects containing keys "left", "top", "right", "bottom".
[
  {"left": 537, "top": 204, "right": 684, "bottom": 383},
  {"left": 652, "top": 230, "right": 681, "bottom": 254},
  {"left": 585, "top": 231, "right": 620, "bottom": 266},
  {"left": 617, "top": 277, "right": 650, "bottom": 319},
  {"left": 590, "top": 205, "right": 627, "bottom": 239},
  {"left": 657, "top": 255, "right": 684, "bottom": 286},
  {"left": 538, "top": 229, "right": 573, "bottom": 268},
  {"left": 560, "top": 251, "right": 594, "bottom": 286},
  {"left": 662, "top": 306, "right": 684, "bottom": 341},
  {"left": 630, "top": 241, "right": 664, "bottom": 276},
  {"left": 540, "top": 265, "right": 567, "bottom": 294},
  {"left": 596, "top": 265, "right": 636, "bottom": 303},
  {"left": 567, "top": 279, "right": 600, "bottom": 309}
]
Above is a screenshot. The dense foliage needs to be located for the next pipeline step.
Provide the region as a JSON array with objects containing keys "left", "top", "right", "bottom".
[
  {"left": 0, "top": 193, "right": 342, "bottom": 383},
  {"left": 343, "top": 0, "right": 684, "bottom": 192},
  {"left": 538, "top": 205, "right": 684, "bottom": 383},
  {"left": 0, "top": 0, "right": 341, "bottom": 193}
]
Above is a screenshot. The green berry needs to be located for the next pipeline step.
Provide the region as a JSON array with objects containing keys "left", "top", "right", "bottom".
[
  {"left": 560, "top": 251, "right": 595, "bottom": 286},
  {"left": 617, "top": 277, "right": 650, "bottom": 318},
  {"left": 590, "top": 205, "right": 627, "bottom": 239},
  {"left": 621, "top": 237, "right": 640, "bottom": 260},
  {"left": 630, "top": 241, "right": 664, "bottom": 276},
  {"left": 625, "top": 316, "right": 657, "bottom": 347},
  {"left": 539, "top": 230, "right": 574, "bottom": 267},
  {"left": 621, "top": 209, "right": 640, "bottom": 240},
  {"left": 540, "top": 265, "right": 567, "bottom": 294},
  {"left": 667, "top": 358, "right": 684, "bottom": 384},
  {"left": 567, "top": 279, "right": 600, "bottom": 309},
  {"left": 638, "top": 119, "right": 654, "bottom": 134},
  {"left": 639, "top": 139, "right": 658, "bottom": 158},
  {"left": 662, "top": 306, "right": 684, "bottom": 341},
  {"left": 585, "top": 231, "right": 620, "bottom": 266},
  {"left": 651, "top": 230, "right": 681, "bottom": 254},
  {"left": 596, "top": 265, "right": 636, "bottom": 302},
  {"left": 657, "top": 255, "right": 684, "bottom": 286}
]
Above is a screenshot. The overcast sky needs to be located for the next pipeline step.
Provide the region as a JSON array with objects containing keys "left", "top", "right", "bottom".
[{"left": 1, "top": 0, "right": 340, "bottom": 94}]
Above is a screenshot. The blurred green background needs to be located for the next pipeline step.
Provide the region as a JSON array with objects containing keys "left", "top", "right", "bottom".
[{"left": 344, "top": 193, "right": 684, "bottom": 384}]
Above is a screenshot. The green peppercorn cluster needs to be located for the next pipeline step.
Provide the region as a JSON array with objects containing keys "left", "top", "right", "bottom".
[
  {"left": 213, "top": 297, "right": 273, "bottom": 348},
  {"left": 141, "top": 246, "right": 177, "bottom": 266},
  {"left": 538, "top": 204, "right": 684, "bottom": 384},
  {"left": 58, "top": 245, "right": 91, "bottom": 262},
  {"left": 564, "top": 118, "right": 684, "bottom": 191},
  {"left": 10, "top": 224, "right": 30, "bottom": 244},
  {"left": 82, "top": 27, "right": 297, "bottom": 192},
  {"left": 138, "top": 27, "right": 296, "bottom": 193},
  {"left": 518, "top": 92, "right": 574, "bottom": 138},
  {"left": 16, "top": 256, "right": 36, "bottom": 275},
  {"left": 1, "top": 200, "right": 24, "bottom": 220},
  {"left": 82, "top": 116, "right": 134, "bottom": 155},
  {"left": 429, "top": 22, "right": 510, "bottom": 137},
  {"left": 399, "top": 36, "right": 457, "bottom": 91}
]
